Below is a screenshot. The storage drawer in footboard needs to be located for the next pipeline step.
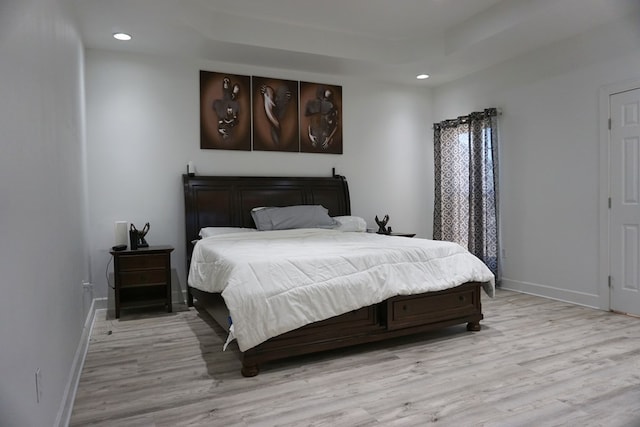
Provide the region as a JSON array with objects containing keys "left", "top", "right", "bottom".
[
  {"left": 386, "top": 283, "right": 481, "bottom": 330},
  {"left": 265, "top": 305, "right": 379, "bottom": 343},
  {"left": 244, "top": 305, "right": 383, "bottom": 372}
]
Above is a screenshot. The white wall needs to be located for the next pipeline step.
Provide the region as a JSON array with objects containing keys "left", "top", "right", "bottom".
[
  {"left": 433, "top": 14, "right": 640, "bottom": 308},
  {"left": 0, "top": 0, "right": 89, "bottom": 425},
  {"left": 85, "top": 49, "right": 433, "bottom": 300}
]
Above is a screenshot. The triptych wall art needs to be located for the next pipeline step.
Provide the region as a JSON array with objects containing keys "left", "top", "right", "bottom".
[{"left": 200, "top": 70, "right": 343, "bottom": 154}]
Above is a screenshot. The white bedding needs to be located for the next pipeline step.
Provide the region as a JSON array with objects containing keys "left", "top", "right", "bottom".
[{"left": 188, "top": 228, "right": 495, "bottom": 351}]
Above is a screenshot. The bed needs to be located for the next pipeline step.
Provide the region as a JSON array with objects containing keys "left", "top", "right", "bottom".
[{"left": 183, "top": 173, "right": 494, "bottom": 376}]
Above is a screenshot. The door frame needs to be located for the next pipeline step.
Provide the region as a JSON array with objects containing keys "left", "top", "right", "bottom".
[{"left": 598, "top": 78, "right": 640, "bottom": 311}]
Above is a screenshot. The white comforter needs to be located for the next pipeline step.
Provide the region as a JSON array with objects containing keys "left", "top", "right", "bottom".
[{"left": 188, "top": 228, "right": 495, "bottom": 351}]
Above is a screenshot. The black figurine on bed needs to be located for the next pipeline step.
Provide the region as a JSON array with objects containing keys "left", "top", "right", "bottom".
[{"left": 375, "top": 215, "right": 392, "bottom": 235}]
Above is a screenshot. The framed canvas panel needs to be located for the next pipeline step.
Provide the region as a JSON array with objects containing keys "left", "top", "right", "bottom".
[
  {"left": 299, "top": 82, "right": 343, "bottom": 154},
  {"left": 252, "top": 76, "right": 299, "bottom": 152},
  {"left": 200, "top": 71, "right": 251, "bottom": 150}
]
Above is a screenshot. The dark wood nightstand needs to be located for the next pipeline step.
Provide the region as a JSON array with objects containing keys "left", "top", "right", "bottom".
[
  {"left": 377, "top": 232, "right": 416, "bottom": 238},
  {"left": 110, "top": 245, "right": 174, "bottom": 318},
  {"left": 388, "top": 232, "right": 416, "bottom": 238}
]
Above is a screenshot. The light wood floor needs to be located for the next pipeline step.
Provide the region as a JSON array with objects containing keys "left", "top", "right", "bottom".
[{"left": 70, "top": 290, "right": 640, "bottom": 426}]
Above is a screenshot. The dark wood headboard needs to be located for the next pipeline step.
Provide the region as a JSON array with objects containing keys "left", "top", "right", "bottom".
[{"left": 182, "top": 174, "right": 351, "bottom": 263}]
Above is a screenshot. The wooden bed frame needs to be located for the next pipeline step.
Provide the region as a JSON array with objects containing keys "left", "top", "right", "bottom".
[{"left": 183, "top": 173, "right": 484, "bottom": 376}]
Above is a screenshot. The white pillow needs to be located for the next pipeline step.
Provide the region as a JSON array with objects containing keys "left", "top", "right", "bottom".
[
  {"left": 333, "top": 216, "right": 367, "bottom": 232},
  {"left": 198, "top": 227, "right": 257, "bottom": 238}
]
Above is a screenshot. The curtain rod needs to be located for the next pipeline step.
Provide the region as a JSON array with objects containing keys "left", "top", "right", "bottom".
[{"left": 433, "top": 108, "right": 502, "bottom": 130}]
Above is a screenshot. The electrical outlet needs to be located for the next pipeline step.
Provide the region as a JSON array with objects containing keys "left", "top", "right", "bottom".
[
  {"left": 35, "top": 369, "right": 42, "bottom": 403},
  {"left": 501, "top": 248, "right": 507, "bottom": 259}
]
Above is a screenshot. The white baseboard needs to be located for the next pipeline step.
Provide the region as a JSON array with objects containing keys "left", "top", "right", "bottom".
[
  {"left": 55, "top": 298, "right": 103, "bottom": 427},
  {"left": 501, "top": 278, "right": 602, "bottom": 309},
  {"left": 93, "top": 297, "right": 108, "bottom": 310},
  {"left": 173, "top": 288, "right": 188, "bottom": 304}
]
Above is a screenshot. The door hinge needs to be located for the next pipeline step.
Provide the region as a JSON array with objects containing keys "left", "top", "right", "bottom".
[
  {"left": 608, "top": 197, "right": 611, "bottom": 209},
  {"left": 608, "top": 118, "right": 612, "bottom": 130},
  {"left": 608, "top": 276, "right": 612, "bottom": 288}
]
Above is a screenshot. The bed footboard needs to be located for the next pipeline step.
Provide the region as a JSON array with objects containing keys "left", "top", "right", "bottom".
[{"left": 193, "top": 282, "right": 483, "bottom": 377}]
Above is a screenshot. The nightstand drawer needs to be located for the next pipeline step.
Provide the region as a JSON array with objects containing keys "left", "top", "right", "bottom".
[
  {"left": 118, "top": 254, "right": 167, "bottom": 270},
  {"left": 119, "top": 269, "right": 167, "bottom": 287}
]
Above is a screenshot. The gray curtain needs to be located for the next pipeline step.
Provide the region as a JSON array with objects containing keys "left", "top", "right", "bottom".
[{"left": 433, "top": 108, "right": 500, "bottom": 281}]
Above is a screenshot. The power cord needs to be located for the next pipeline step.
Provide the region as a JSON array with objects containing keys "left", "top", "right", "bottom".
[{"left": 105, "top": 255, "right": 115, "bottom": 290}]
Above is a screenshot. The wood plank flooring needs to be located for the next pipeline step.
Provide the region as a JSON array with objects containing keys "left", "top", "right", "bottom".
[{"left": 70, "top": 290, "right": 640, "bottom": 426}]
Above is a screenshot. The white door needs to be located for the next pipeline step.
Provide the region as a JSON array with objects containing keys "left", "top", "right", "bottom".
[{"left": 610, "top": 88, "right": 640, "bottom": 316}]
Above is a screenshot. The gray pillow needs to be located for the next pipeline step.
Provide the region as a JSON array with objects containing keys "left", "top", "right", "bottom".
[{"left": 251, "top": 205, "right": 337, "bottom": 231}]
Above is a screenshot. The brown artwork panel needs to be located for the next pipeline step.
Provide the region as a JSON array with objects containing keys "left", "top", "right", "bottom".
[
  {"left": 200, "top": 71, "right": 251, "bottom": 150},
  {"left": 300, "top": 82, "right": 343, "bottom": 154},
  {"left": 252, "top": 77, "right": 299, "bottom": 152}
]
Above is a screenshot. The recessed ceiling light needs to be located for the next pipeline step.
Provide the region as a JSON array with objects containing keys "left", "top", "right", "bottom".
[
  {"left": 113, "top": 32, "right": 132, "bottom": 41},
  {"left": 416, "top": 74, "right": 430, "bottom": 80}
]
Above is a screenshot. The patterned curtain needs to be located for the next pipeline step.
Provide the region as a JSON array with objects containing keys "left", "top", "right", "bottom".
[{"left": 433, "top": 108, "right": 500, "bottom": 281}]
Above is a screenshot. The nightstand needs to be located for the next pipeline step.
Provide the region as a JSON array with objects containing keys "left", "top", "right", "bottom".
[
  {"left": 388, "top": 232, "right": 416, "bottom": 238},
  {"left": 377, "top": 232, "right": 416, "bottom": 238},
  {"left": 110, "top": 245, "right": 174, "bottom": 318}
]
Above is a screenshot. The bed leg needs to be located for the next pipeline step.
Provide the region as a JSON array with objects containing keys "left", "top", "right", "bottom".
[
  {"left": 467, "top": 321, "right": 481, "bottom": 331},
  {"left": 241, "top": 362, "right": 260, "bottom": 377},
  {"left": 187, "top": 287, "right": 193, "bottom": 307}
]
